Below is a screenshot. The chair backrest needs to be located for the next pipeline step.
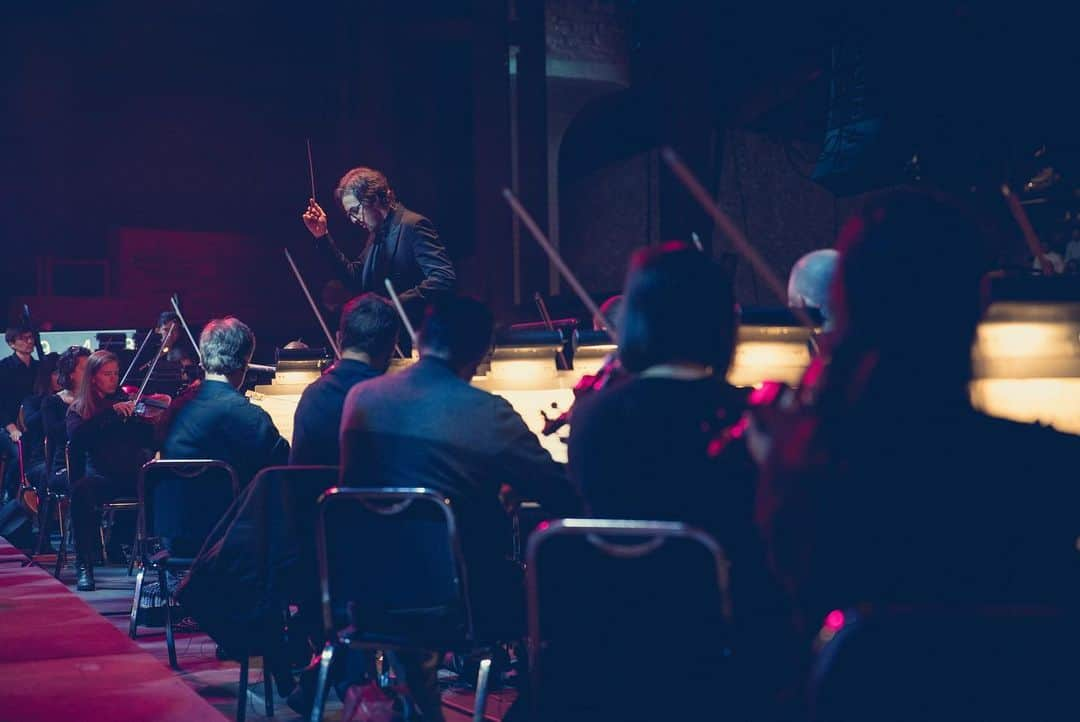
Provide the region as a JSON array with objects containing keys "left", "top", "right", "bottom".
[
  {"left": 525, "top": 519, "right": 735, "bottom": 721},
  {"left": 810, "top": 606, "right": 1080, "bottom": 722},
  {"left": 315, "top": 487, "right": 474, "bottom": 651},
  {"left": 137, "top": 459, "right": 240, "bottom": 559},
  {"left": 245, "top": 464, "right": 339, "bottom": 600}
]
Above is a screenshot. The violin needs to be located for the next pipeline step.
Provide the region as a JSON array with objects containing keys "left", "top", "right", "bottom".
[{"left": 540, "top": 352, "right": 625, "bottom": 436}]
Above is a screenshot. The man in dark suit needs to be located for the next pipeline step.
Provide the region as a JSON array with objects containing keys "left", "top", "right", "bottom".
[
  {"left": 301, "top": 166, "right": 456, "bottom": 328},
  {"left": 160, "top": 316, "right": 289, "bottom": 554},
  {"left": 338, "top": 296, "right": 582, "bottom": 721},
  {"left": 290, "top": 292, "right": 399, "bottom": 466}
]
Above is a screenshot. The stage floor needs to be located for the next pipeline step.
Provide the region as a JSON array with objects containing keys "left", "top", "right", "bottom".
[{"left": 38, "top": 559, "right": 518, "bottom": 721}]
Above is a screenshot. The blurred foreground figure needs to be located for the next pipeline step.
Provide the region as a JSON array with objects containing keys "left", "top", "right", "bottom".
[
  {"left": 752, "top": 191, "right": 1080, "bottom": 632},
  {"left": 787, "top": 248, "right": 839, "bottom": 328}
]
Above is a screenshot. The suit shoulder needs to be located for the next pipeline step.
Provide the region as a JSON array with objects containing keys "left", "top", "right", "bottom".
[{"left": 398, "top": 207, "right": 435, "bottom": 232}]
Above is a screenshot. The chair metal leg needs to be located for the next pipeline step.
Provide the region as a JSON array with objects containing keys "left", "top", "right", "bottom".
[
  {"left": 472, "top": 656, "right": 493, "bottom": 722},
  {"left": 99, "top": 512, "right": 109, "bottom": 565},
  {"left": 53, "top": 500, "right": 68, "bottom": 579},
  {"left": 309, "top": 642, "right": 335, "bottom": 722},
  {"left": 35, "top": 494, "right": 52, "bottom": 556},
  {"left": 238, "top": 656, "right": 249, "bottom": 722},
  {"left": 129, "top": 567, "right": 145, "bottom": 639},
  {"left": 263, "top": 658, "right": 274, "bottom": 717},
  {"left": 128, "top": 531, "right": 139, "bottom": 576},
  {"left": 100, "top": 508, "right": 118, "bottom": 565},
  {"left": 160, "top": 566, "right": 178, "bottom": 669}
]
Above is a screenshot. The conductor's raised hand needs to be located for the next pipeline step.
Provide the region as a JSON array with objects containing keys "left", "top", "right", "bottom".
[{"left": 302, "top": 198, "right": 328, "bottom": 238}]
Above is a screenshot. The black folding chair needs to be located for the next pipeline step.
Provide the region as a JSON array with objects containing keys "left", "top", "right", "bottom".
[
  {"left": 310, "top": 487, "right": 496, "bottom": 722},
  {"left": 50, "top": 439, "right": 138, "bottom": 572},
  {"left": 50, "top": 441, "right": 76, "bottom": 578},
  {"left": 809, "top": 605, "right": 1080, "bottom": 722},
  {"left": 525, "top": 518, "right": 736, "bottom": 722},
  {"left": 128, "top": 459, "right": 239, "bottom": 661}
]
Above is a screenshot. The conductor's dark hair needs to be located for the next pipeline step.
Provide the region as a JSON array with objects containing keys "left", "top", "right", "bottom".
[
  {"left": 418, "top": 296, "right": 494, "bottom": 369},
  {"left": 618, "top": 242, "right": 737, "bottom": 374},
  {"left": 338, "top": 293, "right": 399, "bottom": 358},
  {"left": 334, "top": 167, "right": 396, "bottom": 209}
]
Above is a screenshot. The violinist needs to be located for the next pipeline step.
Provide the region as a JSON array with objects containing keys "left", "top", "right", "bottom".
[
  {"left": 161, "top": 316, "right": 288, "bottom": 489},
  {"left": 1, "top": 326, "right": 39, "bottom": 500},
  {"left": 67, "top": 350, "right": 159, "bottom": 591},
  {"left": 19, "top": 352, "right": 60, "bottom": 489},
  {"left": 566, "top": 244, "right": 793, "bottom": 719},
  {"left": 133, "top": 312, "right": 202, "bottom": 397},
  {"left": 290, "top": 293, "right": 399, "bottom": 466},
  {"left": 41, "top": 346, "right": 90, "bottom": 490},
  {"left": 750, "top": 191, "right": 1080, "bottom": 637},
  {"left": 568, "top": 243, "right": 752, "bottom": 543}
]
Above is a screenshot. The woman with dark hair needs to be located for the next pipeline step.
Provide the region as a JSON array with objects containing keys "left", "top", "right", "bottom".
[
  {"left": 569, "top": 242, "right": 750, "bottom": 531},
  {"left": 39, "top": 346, "right": 91, "bottom": 489},
  {"left": 66, "top": 350, "right": 155, "bottom": 590},
  {"left": 566, "top": 243, "right": 792, "bottom": 719},
  {"left": 19, "top": 352, "right": 60, "bottom": 487},
  {"left": 752, "top": 190, "right": 1080, "bottom": 633}
]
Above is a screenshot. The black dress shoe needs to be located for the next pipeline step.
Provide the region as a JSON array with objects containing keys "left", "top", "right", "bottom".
[{"left": 75, "top": 562, "right": 96, "bottom": 592}]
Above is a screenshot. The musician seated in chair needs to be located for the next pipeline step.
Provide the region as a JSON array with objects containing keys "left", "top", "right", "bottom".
[
  {"left": 565, "top": 244, "right": 802, "bottom": 719},
  {"left": 161, "top": 317, "right": 289, "bottom": 553},
  {"left": 290, "top": 293, "right": 399, "bottom": 467},
  {"left": 41, "top": 346, "right": 91, "bottom": 491},
  {"left": 335, "top": 296, "right": 583, "bottom": 721},
  {"left": 1, "top": 325, "right": 39, "bottom": 501},
  {"left": 20, "top": 352, "right": 60, "bottom": 489},
  {"left": 67, "top": 351, "right": 157, "bottom": 591},
  {"left": 144, "top": 311, "right": 203, "bottom": 396}
]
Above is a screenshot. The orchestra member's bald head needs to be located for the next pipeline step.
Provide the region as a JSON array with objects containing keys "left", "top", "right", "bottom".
[
  {"left": 788, "top": 249, "right": 839, "bottom": 328},
  {"left": 417, "top": 296, "right": 494, "bottom": 380}
]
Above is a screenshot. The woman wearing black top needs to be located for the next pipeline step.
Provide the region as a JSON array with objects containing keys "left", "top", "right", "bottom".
[
  {"left": 40, "top": 346, "right": 91, "bottom": 488},
  {"left": 567, "top": 243, "right": 798, "bottom": 721},
  {"left": 66, "top": 350, "right": 156, "bottom": 591},
  {"left": 568, "top": 243, "right": 752, "bottom": 547}
]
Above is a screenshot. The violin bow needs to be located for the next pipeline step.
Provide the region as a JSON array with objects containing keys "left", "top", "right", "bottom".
[
  {"left": 132, "top": 321, "right": 174, "bottom": 407},
  {"left": 170, "top": 294, "right": 204, "bottom": 365},
  {"left": 534, "top": 292, "right": 569, "bottom": 369},
  {"left": 21, "top": 304, "right": 47, "bottom": 361},
  {"left": 660, "top": 147, "right": 817, "bottom": 331},
  {"left": 284, "top": 249, "right": 342, "bottom": 359},
  {"left": 384, "top": 278, "right": 418, "bottom": 349},
  {"left": 502, "top": 189, "right": 614, "bottom": 335},
  {"left": 1001, "top": 184, "right": 1054, "bottom": 275},
  {"left": 118, "top": 320, "right": 159, "bottom": 389}
]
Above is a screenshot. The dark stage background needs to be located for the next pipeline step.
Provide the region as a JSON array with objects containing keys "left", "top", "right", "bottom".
[{"left": 2, "top": 2, "right": 1076, "bottom": 354}]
